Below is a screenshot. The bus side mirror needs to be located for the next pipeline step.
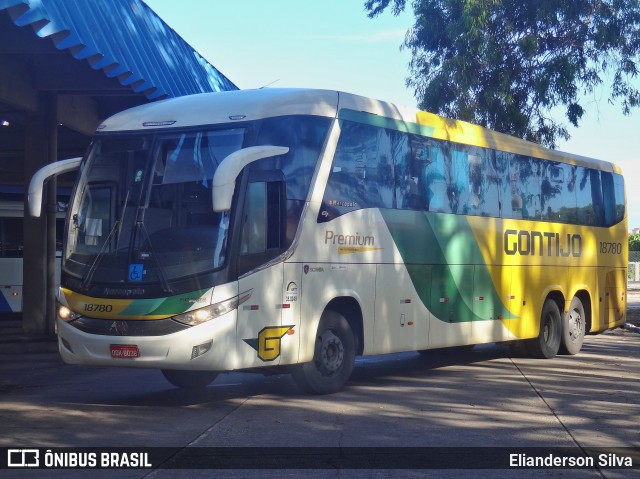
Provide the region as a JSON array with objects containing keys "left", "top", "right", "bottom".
[
  {"left": 212, "top": 146, "right": 289, "bottom": 212},
  {"left": 28, "top": 157, "right": 82, "bottom": 217}
]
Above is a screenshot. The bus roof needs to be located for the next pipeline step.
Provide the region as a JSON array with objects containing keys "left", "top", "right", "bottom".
[
  {"left": 98, "top": 89, "right": 340, "bottom": 132},
  {"left": 97, "top": 88, "right": 619, "bottom": 174}
]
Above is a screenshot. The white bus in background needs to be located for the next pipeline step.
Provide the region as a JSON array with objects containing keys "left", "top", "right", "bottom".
[{"left": 0, "top": 187, "right": 66, "bottom": 315}]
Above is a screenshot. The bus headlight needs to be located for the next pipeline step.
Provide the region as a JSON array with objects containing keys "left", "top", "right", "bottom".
[
  {"left": 173, "top": 291, "right": 251, "bottom": 326},
  {"left": 58, "top": 305, "right": 81, "bottom": 323}
]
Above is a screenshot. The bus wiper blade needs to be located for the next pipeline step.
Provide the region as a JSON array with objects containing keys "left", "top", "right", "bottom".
[
  {"left": 136, "top": 219, "right": 173, "bottom": 295},
  {"left": 79, "top": 219, "right": 120, "bottom": 292}
]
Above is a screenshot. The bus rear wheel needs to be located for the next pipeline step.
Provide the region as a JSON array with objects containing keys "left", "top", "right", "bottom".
[
  {"left": 292, "top": 310, "right": 355, "bottom": 395},
  {"left": 559, "top": 296, "right": 585, "bottom": 355},
  {"left": 526, "top": 298, "right": 562, "bottom": 359},
  {"left": 161, "top": 369, "right": 218, "bottom": 389}
]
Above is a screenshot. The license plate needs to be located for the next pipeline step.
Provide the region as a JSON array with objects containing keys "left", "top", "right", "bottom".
[{"left": 110, "top": 344, "right": 140, "bottom": 359}]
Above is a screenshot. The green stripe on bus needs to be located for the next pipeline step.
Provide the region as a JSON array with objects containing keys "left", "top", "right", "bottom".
[
  {"left": 120, "top": 288, "right": 211, "bottom": 317},
  {"left": 147, "top": 288, "right": 212, "bottom": 316},
  {"left": 381, "top": 210, "right": 515, "bottom": 322}
]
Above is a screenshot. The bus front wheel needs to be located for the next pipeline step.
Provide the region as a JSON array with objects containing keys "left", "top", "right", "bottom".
[
  {"left": 559, "top": 296, "right": 586, "bottom": 355},
  {"left": 161, "top": 369, "right": 218, "bottom": 389},
  {"left": 292, "top": 310, "right": 355, "bottom": 395},
  {"left": 526, "top": 299, "right": 562, "bottom": 359}
]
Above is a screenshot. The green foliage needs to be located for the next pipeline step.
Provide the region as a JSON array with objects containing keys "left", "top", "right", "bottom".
[
  {"left": 365, "top": 0, "right": 640, "bottom": 148},
  {"left": 630, "top": 233, "right": 640, "bottom": 251}
]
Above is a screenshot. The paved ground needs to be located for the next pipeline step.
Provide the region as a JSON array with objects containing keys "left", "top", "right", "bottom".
[
  {"left": 626, "top": 287, "right": 640, "bottom": 325},
  {"left": 0, "top": 288, "right": 638, "bottom": 478},
  {"left": 1, "top": 332, "right": 639, "bottom": 478}
]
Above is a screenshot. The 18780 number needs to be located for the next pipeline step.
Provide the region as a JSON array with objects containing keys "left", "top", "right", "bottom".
[
  {"left": 84, "top": 303, "right": 113, "bottom": 313},
  {"left": 600, "top": 242, "right": 622, "bottom": 255}
]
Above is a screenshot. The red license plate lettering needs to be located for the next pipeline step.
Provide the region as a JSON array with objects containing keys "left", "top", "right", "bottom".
[{"left": 110, "top": 344, "right": 140, "bottom": 359}]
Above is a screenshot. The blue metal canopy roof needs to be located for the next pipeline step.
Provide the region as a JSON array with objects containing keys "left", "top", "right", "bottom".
[{"left": 0, "top": 0, "right": 237, "bottom": 99}]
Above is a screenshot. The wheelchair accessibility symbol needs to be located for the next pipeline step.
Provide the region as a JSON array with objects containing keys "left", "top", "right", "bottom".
[{"left": 128, "top": 264, "right": 143, "bottom": 282}]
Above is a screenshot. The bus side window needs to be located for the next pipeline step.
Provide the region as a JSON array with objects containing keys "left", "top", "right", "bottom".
[
  {"left": 613, "top": 173, "right": 625, "bottom": 225},
  {"left": 509, "top": 155, "right": 542, "bottom": 220},
  {"left": 542, "top": 162, "right": 577, "bottom": 224},
  {"left": 238, "top": 180, "right": 285, "bottom": 275},
  {"left": 494, "top": 151, "right": 512, "bottom": 219},
  {"left": 601, "top": 172, "right": 625, "bottom": 227},
  {"left": 576, "top": 166, "right": 596, "bottom": 226},
  {"left": 0, "top": 217, "right": 23, "bottom": 258},
  {"left": 424, "top": 143, "right": 452, "bottom": 214},
  {"left": 465, "top": 146, "right": 501, "bottom": 218}
]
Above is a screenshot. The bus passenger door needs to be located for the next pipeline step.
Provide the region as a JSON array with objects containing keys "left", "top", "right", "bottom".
[{"left": 235, "top": 179, "right": 296, "bottom": 369}]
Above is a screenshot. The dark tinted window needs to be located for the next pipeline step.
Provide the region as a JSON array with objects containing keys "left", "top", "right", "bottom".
[
  {"left": 541, "top": 162, "right": 577, "bottom": 223},
  {"left": 601, "top": 172, "right": 626, "bottom": 227},
  {"left": 509, "top": 155, "right": 542, "bottom": 220},
  {"left": 576, "top": 167, "right": 596, "bottom": 226},
  {"left": 0, "top": 217, "right": 23, "bottom": 257},
  {"left": 320, "top": 119, "right": 625, "bottom": 227},
  {"left": 395, "top": 133, "right": 425, "bottom": 210},
  {"left": 255, "top": 116, "right": 331, "bottom": 201},
  {"left": 320, "top": 121, "right": 394, "bottom": 221}
]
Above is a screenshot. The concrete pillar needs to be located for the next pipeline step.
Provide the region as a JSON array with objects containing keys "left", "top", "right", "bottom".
[
  {"left": 22, "top": 92, "right": 57, "bottom": 336},
  {"left": 45, "top": 97, "right": 58, "bottom": 336}
]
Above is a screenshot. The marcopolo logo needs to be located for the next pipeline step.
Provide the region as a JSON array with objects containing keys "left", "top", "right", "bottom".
[{"left": 503, "top": 229, "right": 582, "bottom": 257}]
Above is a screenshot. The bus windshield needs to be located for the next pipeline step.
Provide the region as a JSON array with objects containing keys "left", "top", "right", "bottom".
[
  {"left": 63, "top": 115, "right": 332, "bottom": 292},
  {"left": 65, "top": 128, "right": 245, "bottom": 288}
]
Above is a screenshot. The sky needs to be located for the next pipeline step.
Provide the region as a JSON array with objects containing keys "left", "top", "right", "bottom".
[{"left": 144, "top": 0, "right": 640, "bottom": 231}]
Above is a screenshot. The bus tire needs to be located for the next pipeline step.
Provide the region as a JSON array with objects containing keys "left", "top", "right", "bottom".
[
  {"left": 161, "top": 369, "right": 218, "bottom": 389},
  {"left": 526, "top": 298, "right": 562, "bottom": 359},
  {"left": 559, "top": 296, "right": 585, "bottom": 355},
  {"left": 292, "top": 310, "right": 355, "bottom": 395}
]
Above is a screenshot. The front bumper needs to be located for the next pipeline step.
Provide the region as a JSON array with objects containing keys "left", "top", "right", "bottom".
[{"left": 56, "top": 311, "right": 239, "bottom": 371}]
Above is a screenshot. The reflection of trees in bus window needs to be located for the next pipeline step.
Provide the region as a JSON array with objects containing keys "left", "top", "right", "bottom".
[
  {"left": 542, "top": 162, "right": 577, "bottom": 224},
  {"left": 395, "top": 133, "right": 425, "bottom": 211},
  {"left": 576, "top": 167, "right": 596, "bottom": 225},
  {"left": 424, "top": 143, "right": 452, "bottom": 213},
  {"left": 463, "top": 146, "right": 502, "bottom": 218},
  {"left": 323, "top": 119, "right": 624, "bottom": 228},
  {"left": 509, "top": 155, "right": 542, "bottom": 220},
  {"left": 494, "top": 151, "right": 512, "bottom": 218},
  {"left": 324, "top": 121, "right": 389, "bottom": 217}
]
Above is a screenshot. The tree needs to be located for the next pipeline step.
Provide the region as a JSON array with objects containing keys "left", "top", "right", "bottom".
[
  {"left": 365, "top": 0, "right": 640, "bottom": 148},
  {"left": 630, "top": 233, "right": 640, "bottom": 251}
]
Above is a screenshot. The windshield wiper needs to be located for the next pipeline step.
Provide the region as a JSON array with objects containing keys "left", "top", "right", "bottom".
[
  {"left": 79, "top": 219, "right": 121, "bottom": 292},
  {"left": 134, "top": 211, "right": 173, "bottom": 295}
]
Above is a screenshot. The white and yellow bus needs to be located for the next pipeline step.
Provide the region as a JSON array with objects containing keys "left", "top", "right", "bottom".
[{"left": 29, "top": 89, "right": 627, "bottom": 393}]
